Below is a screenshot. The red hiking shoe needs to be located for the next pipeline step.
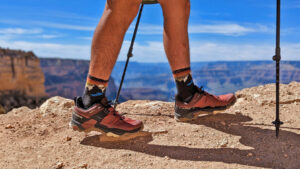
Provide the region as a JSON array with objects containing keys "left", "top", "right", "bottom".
[
  {"left": 175, "top": 86, "right": 236, "bottom": 122},
  {"left": 70, "top": 96, "right": 143, "bottom": 137}
]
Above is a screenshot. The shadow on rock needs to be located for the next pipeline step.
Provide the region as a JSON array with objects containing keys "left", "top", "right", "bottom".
[{"left": 81, "top": 113, "right": 300, "bottom": 169}]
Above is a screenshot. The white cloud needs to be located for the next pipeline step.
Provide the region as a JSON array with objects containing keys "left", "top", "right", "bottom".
[
  {"left": 129, "top": 23, "right": 272, "bottom": 36},
  {"left": 121, "top": 41, "right": 300, "bottom": 62},
  {"left": 0, "top": 28, "right": 43, "bottom": 35},
  {"left": 189, "top": 24, "right": 271, "bottom": 36},
  {"left": 0, "top": 27, "right": 63, "bottom": 40},
  {"left": 78, "top": 37, "right": 93, "bottom": 41},
  {"left": 37, "top": 34, "right": 62, "bottom": 39},
  {"left": 41, "top": 10, "right": 98, "bottom": 22},
  {"left": 0, "top": 19, "right": 272, "bottom": 36},
  {"left": 0, "top": 39, "right": 299, "bottom": 62},
  {"left": 119, "top": 41, "right": 167, "bottom": 62},
  {"left": 32, "top": 21, "right": 95, "bottom": 31},
  {"left": 0, "top": 19, "right": 95, "bottom": 31},
  {"left": 0, "top": 40, "right": 90, "bottom": 59}
]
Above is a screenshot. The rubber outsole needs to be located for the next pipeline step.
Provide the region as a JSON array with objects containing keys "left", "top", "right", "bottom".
[
  {"left": 69, "top": 122, "right": 144, "bottom": 138},
  {"left": 175, "top": 98, "right": 237, "bottom": 122}
]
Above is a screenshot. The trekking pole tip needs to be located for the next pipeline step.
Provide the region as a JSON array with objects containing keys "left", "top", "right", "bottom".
[{"left": 272, "top": 120, "right": 283, "bottom": 138}]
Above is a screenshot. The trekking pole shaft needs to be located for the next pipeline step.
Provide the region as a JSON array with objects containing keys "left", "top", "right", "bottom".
[
  {"left": 128, "top": 4, "right": 144, "bottom": 58},
  {"left": 276, "top": 0, "right": 280, "bottom": 50},
  {"left": 114, "top": 4, "right": 144, "bottom": 109},
  {"left": 272, "top": 0, "right": 282, "bottom": 138}
]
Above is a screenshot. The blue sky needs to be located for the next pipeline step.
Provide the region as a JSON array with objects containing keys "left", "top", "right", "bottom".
[{"left": 0, "top": 0, "right": 299, "bottom": 62}]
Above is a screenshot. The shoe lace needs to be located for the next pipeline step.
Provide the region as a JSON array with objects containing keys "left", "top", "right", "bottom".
[
  {"left": 197, "top": 86, "right": 214, "bottom": 97},
  {"left": 112, "top": 108, "right": 125, "bottom": 120},
  {"left": 105, "top": 100, "right": 125, "bottom": 120}
]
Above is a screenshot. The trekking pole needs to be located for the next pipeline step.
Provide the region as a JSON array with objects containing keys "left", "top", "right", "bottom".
[
  {"left": 272, "top": 0, "right": 283, "bottom": 138},
  {"left": 114, "top": 4, "right": 144, "bottom": 109}
]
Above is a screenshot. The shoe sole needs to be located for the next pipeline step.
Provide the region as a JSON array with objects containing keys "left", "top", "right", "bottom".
[
  {"left": 70, "top": 122, "right": 144, "bottom": 138},
  {"left": 175, "top": 98, "right": 236, "bottom": 122}
]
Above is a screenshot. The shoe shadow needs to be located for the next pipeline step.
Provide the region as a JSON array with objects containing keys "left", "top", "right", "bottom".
[{"left": 80, "top": 113, "right": 300, "bottom": 169}]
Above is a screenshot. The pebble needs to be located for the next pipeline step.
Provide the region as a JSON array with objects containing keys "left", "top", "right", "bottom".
[
  {"left": 164, "top": 156, "right": 170, "bottom": 160},
  {"left": 66, "top": 136, "right": 72, "bottom": 141},
  {"left": 221, "top": 143, "right": 227, "bottom": 148},
  {"left": 121, "top": 153, "right": 132, "bottom": 157},
  {"left": 153, "top": 130, "right": 168, "bottom": 135},
  {"left": 79, "top": 163, "right": 88, "bottom": 168},
  {"left": 5, "top": 124, "right": 14, "bottom": 129},
  {"left": 247, "top": 153, "right": 253, "bottom": 157},
  {"left": 284, "top": 154, "right": 288, "bottom": 158},
  {"left": 192, "top": 129, "right": 199, "bottom": 132},
  {"left": 234, "top": 110, "right": 241, "bottom": 114},
  {"left": 54, "top": 162, "right": 64, "bottom": 169},
  {"left": 219, "top": 139, "right": 228, "bottom": 148}
]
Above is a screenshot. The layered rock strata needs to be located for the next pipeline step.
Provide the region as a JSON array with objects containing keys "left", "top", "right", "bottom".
[{"left": 0, "top": 48, "right": 48, "bottom": 112}]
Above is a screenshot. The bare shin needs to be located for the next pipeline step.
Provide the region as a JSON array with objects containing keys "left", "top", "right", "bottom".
[
  {"left": 158, "top": 0, "right": 191, "bottom": 72},
  {"left": 88, "top": 0, "right": 142, "bottom": 81}
]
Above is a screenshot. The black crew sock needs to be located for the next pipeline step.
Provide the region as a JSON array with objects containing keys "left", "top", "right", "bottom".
[
  {"left": 175, "top": 74, "right": 197, "bottom": 102},
  {"left": 82, "top": 85, "right": 105, "bottom": 109}
]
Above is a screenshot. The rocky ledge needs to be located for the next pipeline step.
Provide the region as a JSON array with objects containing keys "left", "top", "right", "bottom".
[{"left": 0, "top": 82, "right": 299, "bottom": 169}]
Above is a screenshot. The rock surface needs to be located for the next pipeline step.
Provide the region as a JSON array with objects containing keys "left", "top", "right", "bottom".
[
  {"left": 0, "top": 48, "right": 48, "bottom": 111},
  {"left": 0, "top": 48, "right": 46, "bottom": 97},
  {"left": 0, "top": 82, "right": 299, "bottom": 169}
]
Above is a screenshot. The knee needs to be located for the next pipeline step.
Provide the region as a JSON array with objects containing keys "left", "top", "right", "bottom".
[
  {"left": 159, "top": 0, "right": 190, "bottom": 19},
  {"left": 159, "top": 0, "right": 190, "bottom": 11},
  {"left": 106, "top": 0, "right": 142, "bottom": 16},
  {"left": 106, "top": 0, "right": 142, "bottom": 27}
]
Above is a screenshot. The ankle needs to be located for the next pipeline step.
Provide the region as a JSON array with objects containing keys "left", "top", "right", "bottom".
[
  {"left": 82, "top": 86, "right": 106, "bottom": 108},
  {"left": 82, "top": 78, "right": 108, "bottom": 108},
  {"left": 173, "top": 68, "right": 197, "bottom": 102}
]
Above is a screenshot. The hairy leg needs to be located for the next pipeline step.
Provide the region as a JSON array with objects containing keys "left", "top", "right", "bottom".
[
  {"left": 158, "top": 0, "right": 191, "bottom": 71},
  {"left": 158, "top": 0, "right": 196, "bottom": 102},
  {"left": 88, "top": 0, "right": 142, "bottom": 81}
]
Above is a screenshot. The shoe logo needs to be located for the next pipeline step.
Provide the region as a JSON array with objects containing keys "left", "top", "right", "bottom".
[
  {"left": 187, "top": 81, "right": 193, "bottom": 86},
  {"left": 91, "top": 93, "right": 103, "bottom": 97}
]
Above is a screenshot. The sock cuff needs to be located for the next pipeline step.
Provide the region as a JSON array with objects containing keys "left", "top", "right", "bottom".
[
  {"left": 86, "top": 74, "right": 109, "bottom": 87},
  {"left": 173, "top": 67, "right": 191, "bottom": 79}
]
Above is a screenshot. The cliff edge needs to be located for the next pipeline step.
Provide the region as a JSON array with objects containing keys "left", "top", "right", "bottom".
[{"left": 0, "top": 82, "right": 299, "bottom": 169}]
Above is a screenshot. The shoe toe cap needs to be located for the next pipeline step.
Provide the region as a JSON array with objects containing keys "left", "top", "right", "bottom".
[
  {"left": 124, "top": 117, "right": 143, "bottom": 127},
  {"left": 225, "top": 93, "right": 236, "bottom": 102}
]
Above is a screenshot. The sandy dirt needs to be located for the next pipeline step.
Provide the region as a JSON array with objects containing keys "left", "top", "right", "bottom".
[{"left": 0, "top": 82, "right": 299, "bottom": 169}]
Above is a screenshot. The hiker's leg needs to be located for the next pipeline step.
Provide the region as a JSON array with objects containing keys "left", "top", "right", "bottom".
[
  {"left": 71, "top": 0, "right": 144, "bottom": 136},
  {"left": 158, "top": 0, "right": 236, "bottom": 121},
  {"left": 158, "top": 0, "right": 191, "bottom": 71},
  {"left": 83, "top": 0, "right": 142, "bottom": 108},
  {"left": 158, "top": 0, "right": 196, "bottom": 102},
  {"left": 89, "top": 0, "right": 142, "bottom": 81}
]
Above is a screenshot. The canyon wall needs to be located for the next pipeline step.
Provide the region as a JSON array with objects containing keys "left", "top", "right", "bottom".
[
  {"left": 40, "top": 58, "right": 118, "bottom": 100},
  {"left": 0, "top": 48, "right": 48, "bottom": 112}
]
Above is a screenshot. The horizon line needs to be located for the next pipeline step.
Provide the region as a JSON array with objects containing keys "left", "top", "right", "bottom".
[{"left": 39, "top": 57, "right": 300, "bottom": 63}]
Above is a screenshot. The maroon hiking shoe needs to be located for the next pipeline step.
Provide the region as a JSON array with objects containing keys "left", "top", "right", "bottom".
[
  {"left": 175, "top": 86, "right": 236, "bottom": 121},
  {"left": 70, "top": 96, "right": 143, "bottom": 136}
]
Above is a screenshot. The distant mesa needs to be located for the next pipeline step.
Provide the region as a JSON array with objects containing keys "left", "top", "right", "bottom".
[{"left": 0, "top": 47, "right": 48, "bottom": 112}]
